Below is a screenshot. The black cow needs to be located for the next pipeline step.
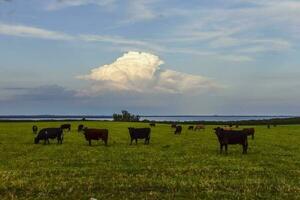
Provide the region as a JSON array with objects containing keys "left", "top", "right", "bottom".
[
  {"left": 32, "top": 125, "right": 38, "bottom": 134},
  {"left": 83, "top": 128, "right": 108, "bottom": 146},
  {"left": 188, "top": 126, "right": 194, "bottom": 130},
  {"left": 149, "top": 123, "right": 156, "bottom": 127},
  {"left": 267, "top": 124, "right": 271, "bottom": 129},
  {"left": 34, "top": 128, "right": 63, "bottom": 144},
  {"left": 214, "top": 127, "right": 248, "bottom": 154},
  {"left": 174, "top": 126, "right": 182, "bottom": 134},
  {"left": 61, "top": 124, "right": 71, "bottom": 132},
  {"left": 128, "top": 127, "right": 151, "bottom": 145},
  {"left": 78, "top": 124, "right": 84, "bottom": 132},
  {"left": 243, "top": 128, "right": 255, "bottom": 140}
]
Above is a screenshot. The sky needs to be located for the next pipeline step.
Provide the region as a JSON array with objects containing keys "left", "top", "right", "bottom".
[{"left": 0, "top": 0, "right": 300, "bottom": 115}]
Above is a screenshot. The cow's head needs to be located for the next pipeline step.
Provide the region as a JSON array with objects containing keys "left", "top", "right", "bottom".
[{"left": 128, "top": 127, "right": 134, "bottom": 134}]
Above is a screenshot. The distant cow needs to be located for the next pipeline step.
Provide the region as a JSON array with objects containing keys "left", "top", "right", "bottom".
[
  {"left": 149, "top": 123, "right": 156, "bottom": 127},
  {"left": 243, "top": 128, "right": 255, "bottom": 139},
  {"left": 194, "top": 124, "right": 205, "bottom": 131},
  {"left": 174, "top": 126, "right": 182, "bottom": 134},
  {"left": 78, "top": 124, "right": 84, "bottom": 132},
  {"left": 235, "top": 125, "right": 239, "bottom": 128},
  {"left": 83, "top": 128, "right": 108, "bottom": 146},
  {"left": 61, "top": 124, "right": 71, "bottom": 132},
  {"left": 128, "top": 128, "right": 151, "bottom": 145},
  {"left": 32, "top": 125, "right": 38, "bottom": 134},
  {"left": 267, "top": 124, "right": 271, "bottom": 129},
  {"left": 188, "top": 126, "right": 194, "bottom": 130},
  {"left": 34, "top": 128, "right": 63, "bottom": 144},
  {"left": 171, "top": 124, "right": 177, "bottom": 128},
  {"left": 214, "top": 127, "right": 248, "bottom": 154}
]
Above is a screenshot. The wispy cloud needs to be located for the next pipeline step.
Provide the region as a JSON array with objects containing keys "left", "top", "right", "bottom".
[
  {"left": 46, "top": 0, "right": 115, "bottom": 10},
  {"left": 0, "top": 23, "right": 74, "bottom": 40}
]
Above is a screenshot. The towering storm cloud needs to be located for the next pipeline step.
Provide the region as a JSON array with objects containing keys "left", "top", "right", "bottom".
[{"left": 78, "top": 51, "right": 220, "bottom": 95}]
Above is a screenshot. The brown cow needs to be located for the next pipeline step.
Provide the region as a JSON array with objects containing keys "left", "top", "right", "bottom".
[
  {"left": 194, "top": 124, "right": 205, "bottom": 131},
  {"left": 188, "top": 126, "right": 194, "bottom": 130},
  {"left": 83, "top": 128, "right": 108, "bottom": 146}
]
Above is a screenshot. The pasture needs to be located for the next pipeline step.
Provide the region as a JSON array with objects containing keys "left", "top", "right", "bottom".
[{"left": 0, "top": 121, "right": 299, "bottom": 199}]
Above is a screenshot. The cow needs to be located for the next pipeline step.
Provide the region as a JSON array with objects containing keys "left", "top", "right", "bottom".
[
  {"left": 34, "top": 128, "right": 63, "bottom": 144},
  {"left": 188, "top": 126, "right": 194, "bottom": 130},
  {"left": 243, "top": 128, "right": 255, "bottom": 139},
  {"left": 149, "top": 123, "right": 156, "bottom": 127},
  {"left": 235, "top": 125, "right": 239, "bottom": 128},
  {"left": 174, "top": 126, "right": 182, "bottom": 134},
  {"left": 171, "top": 124, "right": 177, "bottom": 128},
  {"left": 32, "top": 125, "right": 38, "bottom": 134},
  {"left": 214, "top": 127, "right": 248, "bottom": 154},
  {"left": 78, "top": 124, "right": 84, "bottom": 132},
  {"left": 267, "top": 124, "right": 271, "bottom": 129},
  {"left": 82, "top": 128, "right": 108, "bottom": 146},
  {"left": 194, "top": 124, "right": 205, "bottom": 131},
  {"left": 128, "top": 127, "right": 151, "bottom": 145},
  {"left": 61, "top": 124, "right": 71, "bottom": 132}
]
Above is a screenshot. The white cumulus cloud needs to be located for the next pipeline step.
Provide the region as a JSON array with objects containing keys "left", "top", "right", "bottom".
[{"left": 78, "top": 51, "right": 220, "bottom": 95}]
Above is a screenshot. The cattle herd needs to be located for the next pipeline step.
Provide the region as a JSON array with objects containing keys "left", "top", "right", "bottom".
[{"left": 32, "top": 123, "right": 259, "bottom": 154}]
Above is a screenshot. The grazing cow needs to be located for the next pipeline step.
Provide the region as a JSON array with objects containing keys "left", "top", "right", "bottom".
[
  {"left": 32, "top": 125, "right": 38, "bottom": 134},
  {"left": 188, "top": 126, "right": 194, "bottom": 130},
  {"left": 61, "top": 124, "right": 71, "bottom": 132},
  {"left": 171, "top": 124, "right": 177, "bottom": 128},
  {"left": 267, "top": 124, "right": 271, "bottom": 129},
  {"left": 83, "top": 128, "right": 108, "bottom": 146},
  {"left": 78, "top": 124, "right": 84, "bottom": 132},
  {"left": 243, "top": 128, "right": 255, "bottom": 139},
  {"left": 149, "top": 123, "right": 156, "bottom": 127},
  {"left": 194, "top": 124, "right": 205, "bottom": 131},
  {"left": 214, "top": 127, "right": 248, "bottom": 154},
  {"left": 128, "top": 127, "right": 151, "bottom": 145},
  {"left": 34, "top": 128, "right": 63, "bottom": 144},
  {"left": 174, "top": 126, "right": 182, "bottom": 134}
]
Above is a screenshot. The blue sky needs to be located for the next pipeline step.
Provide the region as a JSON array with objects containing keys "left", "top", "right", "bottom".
[{"left": 0, "top": 0, "right": 300, "bottom": 115}]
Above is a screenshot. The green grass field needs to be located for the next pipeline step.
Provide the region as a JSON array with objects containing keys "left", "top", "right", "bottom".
[{"left": 0, "top": 121, "right": 299, "bottom": 199}]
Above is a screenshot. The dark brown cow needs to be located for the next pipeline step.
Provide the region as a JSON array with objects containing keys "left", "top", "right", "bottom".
[
  {"left": 174, "top": 126, "right": 182, "bottom": 134},
  {"left": 214, "top": 127, "right": 248, "bottom": 154},
  {"left": 61, "top": 124, "right": 71, "bottom": 132},
  {"left": 188, "top": 126, "right": 194, "bottom": 130},
  {"left": 243, "top": 128, "right": 255, "bottom": 139},
  {"left": 128, "top": 128, "right": 151, "bottom": 145},
  {"left": 32, "top": 125, "right": 38, "bottom": 134},
  {"left": 194, "top": 124, "right": 205, "bottom": 131},
  {"left": 83, "top": 128, "right": 108, "bottom": 146}
]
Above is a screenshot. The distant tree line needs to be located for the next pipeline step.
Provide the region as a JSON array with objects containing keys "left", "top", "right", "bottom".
[{"left": 112, "top": 110, "right": 140, "bottom": 122}]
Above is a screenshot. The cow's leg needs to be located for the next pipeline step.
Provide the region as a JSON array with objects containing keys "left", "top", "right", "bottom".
[
  {"left": 44, "top": 139, "right": 46, "bottom": 145},
  {"left": 252, "top": 134, "right": 254, "bottom": 140},
  {"left": 89, "top": 140, "right": 91, "bottom": 146},
  {"left": 225, "top": 144, "right": 228, "bottom": 154},
  {"left": 135, "top": 139, "right": 138, "bottom": 144},
  {"left": 220, "top": 144, "right": 223, "bottom": 154},
  {"left": 130, "top": 138, "right": 133, "bottom": 145}
]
